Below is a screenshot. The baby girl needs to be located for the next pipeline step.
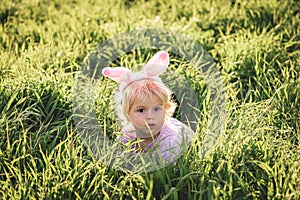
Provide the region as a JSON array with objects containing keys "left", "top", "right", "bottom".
[{"left": 102, "top": 50, "right": 194, "bottom": 164}]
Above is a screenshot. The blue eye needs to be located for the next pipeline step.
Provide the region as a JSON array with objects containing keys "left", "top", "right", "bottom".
[
  {"left": 137, "top": 109, "right": 144, "bottom": 113},
  {"left": 154, "top": 106, "right": 162, "bottom": 111}
]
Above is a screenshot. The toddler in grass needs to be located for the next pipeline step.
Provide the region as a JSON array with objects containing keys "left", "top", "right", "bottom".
[{"left": 102, "top": 51, "right": 194, "bottom": 163}]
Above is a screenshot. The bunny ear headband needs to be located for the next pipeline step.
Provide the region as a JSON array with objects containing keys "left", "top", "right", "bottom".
[{"left": 102, "top": 50, "right": 169, "bottom": 93}]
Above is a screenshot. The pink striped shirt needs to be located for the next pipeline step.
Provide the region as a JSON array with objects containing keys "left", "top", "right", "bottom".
[{"left": 119, "top": 117, "right": 194, "bottom": 163}]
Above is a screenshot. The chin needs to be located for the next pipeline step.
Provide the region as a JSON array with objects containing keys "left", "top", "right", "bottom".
[{"left": 138, "top": 130, "right": 159, "bottom": 139}]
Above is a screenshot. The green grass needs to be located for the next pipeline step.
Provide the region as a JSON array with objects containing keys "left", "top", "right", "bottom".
[{"left": 1, "top": 0, "right": 300, "bottom": 199}]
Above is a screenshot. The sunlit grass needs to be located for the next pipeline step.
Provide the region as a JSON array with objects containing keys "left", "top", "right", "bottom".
[{"left": 0, "top": 0, "right": 299, "bottom": 199}]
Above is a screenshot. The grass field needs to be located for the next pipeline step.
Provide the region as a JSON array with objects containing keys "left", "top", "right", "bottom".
[{"left": 1, "top": 0, "right": 300, "bottom": 199}]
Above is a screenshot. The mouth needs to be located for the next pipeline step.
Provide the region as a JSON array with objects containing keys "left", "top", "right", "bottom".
[{"left": 146, "top": 123, "right": 156, "bottom": 129}]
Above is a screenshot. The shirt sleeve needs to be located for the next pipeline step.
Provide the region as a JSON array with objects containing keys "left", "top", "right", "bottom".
[{"left": 156, "top": 118, "right": 195, "bottom": 163}]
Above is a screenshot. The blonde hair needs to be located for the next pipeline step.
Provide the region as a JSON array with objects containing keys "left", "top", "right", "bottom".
[{"left": 115, "top": 79, "right": 177, "bottom": 125}]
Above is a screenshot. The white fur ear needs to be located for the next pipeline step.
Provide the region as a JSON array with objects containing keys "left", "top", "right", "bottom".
[
  {"left": 144, "top": 50, "right": 169, "bottom": 77},
  {"left": 102, "top": 67, "right": 131, "bottom": 82}
]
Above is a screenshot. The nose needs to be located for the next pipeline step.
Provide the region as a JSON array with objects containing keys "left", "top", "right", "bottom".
[{"left": 145, "top": 110, "right": 154, "bottom": 119}]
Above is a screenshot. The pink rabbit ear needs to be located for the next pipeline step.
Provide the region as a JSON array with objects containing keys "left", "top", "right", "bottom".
[
  {"left": 102, "top": 67, "right": 131, "bottom": 82},
  {"left": 144, "top": 50, "right": 169, "bottom": 77}
]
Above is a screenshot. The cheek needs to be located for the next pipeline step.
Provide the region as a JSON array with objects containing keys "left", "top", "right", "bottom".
[
  {"left": 157, "top": 111, "right": 166, "bottom": 119},
  {"left": 157, "top": 113, "right": 164, "bottom": 120},
  {"left": 129, "top": 113, "right": 145, "bottom": 124}
]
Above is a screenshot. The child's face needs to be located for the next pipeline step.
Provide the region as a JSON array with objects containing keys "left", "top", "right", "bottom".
[{"left": 127, "top": 95, "right": 165, "bottom": 139}]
